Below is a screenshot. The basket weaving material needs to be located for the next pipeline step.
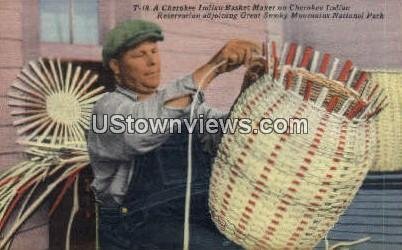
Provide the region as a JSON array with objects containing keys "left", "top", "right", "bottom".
[
  {"left": 7, "top": 58, "right": 103, "bottom": 148},
  {"left": 369, "top": 71, "right": 402, "bottom": 172},
  {"left": 209, "top": 42, "right": 384, "bottom": 249},
  {"left": 0, "top": 59, "right": 103, "bottom": 248}
]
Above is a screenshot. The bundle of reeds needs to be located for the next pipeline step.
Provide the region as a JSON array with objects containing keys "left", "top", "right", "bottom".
[{"left": 0, "top": 58, "right": 104, "bottom": 249}]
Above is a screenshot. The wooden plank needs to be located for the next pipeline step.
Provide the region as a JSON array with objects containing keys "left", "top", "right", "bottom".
[
  {"left": 0, "top": 152, "right": 24, "bottom": 171},
  {"left": 328, "top": 230, "right": 402, "bottom": 244},
  {"left": 0, "top": 68, "right": 20, "bottom": 96},
  {"left": 0, "top": 0, "right": 22, "bottom": 11},
  {"left": 342, "top": 207, "right": 402, "bottom": 217},
  {"left": 0, "top": 96, "right": 16, "bottom": 125},
  {"left": 0, "top": 40, "right": 23, "bottom": 68},
  {"left": 0, "top": 10, "right": 22, "bottom": 40},
  {"left": 316, "top": 240, "right": 402, "bottom": 250}
]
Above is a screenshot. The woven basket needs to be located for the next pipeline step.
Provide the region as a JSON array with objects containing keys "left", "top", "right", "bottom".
[
  {"left": 368, "top": 71, "right": 402, "bottom": 172},
  {"left": 209, "top": 42, "right": 384, "bottom": 249}
]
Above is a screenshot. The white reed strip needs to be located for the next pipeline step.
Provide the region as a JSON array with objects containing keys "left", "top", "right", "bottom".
[
  {"left": 183, "top": 60, "right": 226, "bottom": 250},
  {"left": 63, "top": 125, "right": 73, "bottom": 143},
  {"left": 25, "top": 119, "right": 52, "bottom": 141},
  {"left": 51, "top": 123, "right": 61, "bottom": 145},
  {"left": 29, "top": 61, "right": 53, "bottom": 95},
  {"left": 22, "top": 69, "right": 52, "bottom": 96},
  {"left": 18, "top": 140, "right": 87, "bottom": 152},
  {"left": 314, "top": 87, "right": 329, "bottom": 107},
  {"left": 0, "top": 161, "right": 38, "bottom": 180},
  {"left": 38, "top": 58, "right": 57, "bottom": 93},
  {"left": 77, "top": 86, "right": 105, "bottom": 102},
  {"left": 346, "top": 68, "right": 358, "bottom": 88},
  {"left": 8, "top": 100, "right": 43, "bottom": 109},
  {"left": 337, "top": 98, "right": 354, "bottom": 115},
  {"left": 80, "top": 104, "right": 97, "bottom": 110},
  {"left": 294, "top": 75, "right": 303, "bottom": 94},
  {"left": 68, "top": 66, "right": 81, "bottom": 94},
  {"left": 295, "top": 50, "right": 321, "bottom": 93},
  {"left": 16, "top": 116, "right": 50, "bottom": 135},
  {"left": 0, "top": 163, "right": 45, "bottom": 204},
  {"left": 75, "top": 74, "right": 99, "bottom": 98},
  {"left": 0, "top": 163, "right": 88, "bottom": 249},
  {"left": 57, "top": 58, "right": 65, "bottom": 90},
  {"left": 7, "top": 93, "right": 45, "bottom": 105},
  {"left": 80, "top": 112, "right": 93, "bottom": 120},
  {"left": 80, "top": 112, "right": 91, "bottom": 119},
  {"left": 77, "top": 118, "right": 90, "bottom": 130},
  {"left": 67, "top": 125, "right": 80, "bottom": 144},
  {"left": 373, "top": 89, "right": 385, "bottom": 105},
  {"left": 16, "top": 178, "right": 41, "bottom": 221},
  {"left": 11, "top": 82, "right": 46, "bottom": 101},
  {"left": 12, "top": 113, "right": 47, "bottom": 126},
  {"left": 62, "top": 124, "right": 69, "bottom": 145},
  {"left": 278, "top": 65, "right": 290, "bottom": 88},
  {"left": 17, "top": 74, "right": 47, "bottom": 97},
  {"left": 79, "top": 109, "right": 93, "bottom": 116},
  {"left": 10, "top": 109, "right": 42, "bottom": 116},
  {"left": 310, "top": 51, "right": 320, "bottom": 73},
  {"left": 64, "top": 62, "right": 72, "bottom": 92},
  {"left": 35, "top": 156, "right": 83, "bottom": 179},
  {"left": 49, "top": 59, "right": 62, "bottom": 92},
  {"left": 65, "top": 175, "right": 79, "bottom": 250},
  {"left": 279, "top": 42, "right": 289, "bottom": 66},
  {"left": 358, "top": 101, "right": 374, "bottom": 119},
  {"left": 292, "top": 45, "right": 303, "bottom": 68},
  {"left": 37, "top": 121, "right": 56, "bottom": 143},
  {"left": 79, "top": 94, "right": 105, "bottom": 106},
  {"left": 329, "top": 58, "right": 339, "bottom": 80},
  {"left": 266, "top": 39, "right": 271, "bottom": 76},
  {"left": 361, "top": 81, "right": 381, "bottom": 101},
  {"left": 316, "top": 58, "right": 340, "bottom": 106},
  {"left": 66, "top": 125, "right": 79, "bottom": 145},
  {"left": 55, "top": 123, "right": 63, "bottom": 145},
  {"left": 71, "top": 123, "right": 85, "bottom": 142},
  {"left": 72, "top": 70, "right": 91, "bottom": 96},
  {"left": 0, "top": 162, "right": 24, "bottom": 180},
  {"left": 329, "top": 237, "right": 371, "bottom": 250}
]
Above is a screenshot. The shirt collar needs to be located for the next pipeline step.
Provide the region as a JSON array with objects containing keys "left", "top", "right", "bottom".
[
  {"left": 115, "top": 85, "right": 159, "bottom": 102},
  {"left": 115, "top": 85, "right": 139, "bottom": 102}
]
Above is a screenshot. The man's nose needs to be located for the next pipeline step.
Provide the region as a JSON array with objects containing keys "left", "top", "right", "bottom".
[{"left": 145, "top": 53, "right": 157, "bottom": 66}]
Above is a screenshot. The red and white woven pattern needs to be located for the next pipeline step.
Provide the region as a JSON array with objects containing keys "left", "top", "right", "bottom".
[
  {"left": 209, "top": 42, "right": 383, "bottom": 249},
  {"left": 369, "top": 71, "right": 402, "bottom": 172}
]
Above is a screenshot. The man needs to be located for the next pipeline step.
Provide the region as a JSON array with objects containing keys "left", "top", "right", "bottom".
[{"left": 88, "top": 20, "right": 264, "bottom": 249}]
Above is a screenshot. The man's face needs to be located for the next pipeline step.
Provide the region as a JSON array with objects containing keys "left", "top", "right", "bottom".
[{"left": 109, "top": 41, "right": 161, "bottom": 96}]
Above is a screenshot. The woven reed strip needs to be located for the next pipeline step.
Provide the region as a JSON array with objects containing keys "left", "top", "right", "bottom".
[
  {"left": 294, "top": 69, "right": 360, "bottom": 100},
  {"left": 368, "top": 71, "right": 402, "bottom": 171}
]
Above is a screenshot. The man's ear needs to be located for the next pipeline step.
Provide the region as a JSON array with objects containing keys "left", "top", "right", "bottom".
[{"left": 109, "top": 59, "right": 120, "bottom": 75}]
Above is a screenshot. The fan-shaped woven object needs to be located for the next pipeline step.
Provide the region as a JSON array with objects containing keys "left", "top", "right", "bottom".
[
  {"left": 369, "top": 71, "right": 402, "bottom": 172},
  {"left": 209, "top": 42, "right": 385, "bottom": 249},
  {"left": 0, "top": 58, "right": 103, "bottom": 249},
  {"left": 7, "top": 58, "right": 104, "bottom": 148}
]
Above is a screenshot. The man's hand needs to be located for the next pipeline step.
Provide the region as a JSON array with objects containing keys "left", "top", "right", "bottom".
[
  {"left": 193, "top": 39, "right": 261, "bottom": 89},
  {"left": 241, "top": 57, "right": 267, "bottom": 92},
  {"left": 209, "top": 39, "right": 262, "bottom": 74}
]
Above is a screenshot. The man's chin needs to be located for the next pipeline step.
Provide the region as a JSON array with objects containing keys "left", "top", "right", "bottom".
[
  {"left": 140, "top": 81, "right": 160, "bottom": 93},
  {"left": 145, "top": 79, "right": 161, "bottom": 89}
]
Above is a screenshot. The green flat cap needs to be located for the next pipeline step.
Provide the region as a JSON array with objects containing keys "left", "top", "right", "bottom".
[{"left": 102, "top": 19, "right": 164, "bottom": 68}]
